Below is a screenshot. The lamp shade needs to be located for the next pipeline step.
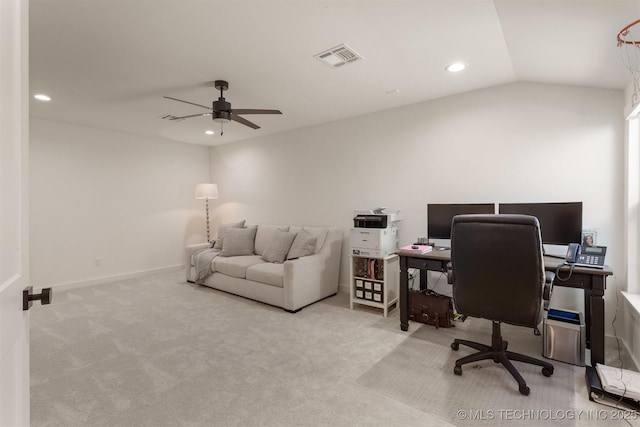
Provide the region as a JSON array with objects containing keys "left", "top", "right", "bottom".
[{"left": 194, "top": 183, "right": 218, "bottom": 200}]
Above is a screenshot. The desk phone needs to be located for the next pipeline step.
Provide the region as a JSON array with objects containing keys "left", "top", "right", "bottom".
[{"left": 566, "top": 243, "right": 607, "bottom": 269}]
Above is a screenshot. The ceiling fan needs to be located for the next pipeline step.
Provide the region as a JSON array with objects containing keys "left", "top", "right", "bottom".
[{"left": 163, "top": 80, "right": 282, "bottom": 133}]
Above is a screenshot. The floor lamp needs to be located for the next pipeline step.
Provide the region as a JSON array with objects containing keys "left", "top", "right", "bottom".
[{"left": 195, "top": 183, "right": 218, "bottom": 242}]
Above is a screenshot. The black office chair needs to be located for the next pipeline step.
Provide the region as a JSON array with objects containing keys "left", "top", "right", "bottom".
[{"left": 447, "top": 214, "right": 554, "bottom": 396}]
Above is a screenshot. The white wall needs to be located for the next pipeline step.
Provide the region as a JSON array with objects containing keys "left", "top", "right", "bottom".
[
  {"left": 210, "top": 82, "right": 625, "bottom": 334},
  {"left": 29, "top": 119, "right": 210, "bottom": 287},
  {"left": 621, "top": 79, "right": 640, "bottom": 368},
  {"left": 28, "top": 82, "right": 626, "bottom": 338}
]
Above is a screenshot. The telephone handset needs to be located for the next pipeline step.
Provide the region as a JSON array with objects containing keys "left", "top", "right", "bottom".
[
  {"left": 566, "top": 243, "right": 580, "bottom": 263},
  {"left": 565, "top": 243, "right": 607, "bottom": 268}
]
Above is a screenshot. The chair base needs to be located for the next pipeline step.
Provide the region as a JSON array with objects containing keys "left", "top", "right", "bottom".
[{"left": 451, "top": 321, "right": 554, "bottom": 396}]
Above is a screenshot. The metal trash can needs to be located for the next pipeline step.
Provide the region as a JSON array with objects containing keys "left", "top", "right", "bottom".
[{"left": 543, "top": 308, "right": 585, "bottom": 366}]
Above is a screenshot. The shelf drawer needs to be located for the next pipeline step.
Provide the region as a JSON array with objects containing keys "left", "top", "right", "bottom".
[
  {"left": 355, "top": 279, "right": 384, "bottom": 294},
  {"left": 407, "top": 257, "right": 446, "bottom": 272}
]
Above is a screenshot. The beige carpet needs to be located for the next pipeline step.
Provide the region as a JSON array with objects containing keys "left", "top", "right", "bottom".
[
  {"left": 357, "top": 318, "right": 580, "bottom": 426},
  {"left": 30, "top": 268, "right": 638, "bottom": 426},
  {"left": 30, "top": 269, "right": 441, "bottom": 427}
]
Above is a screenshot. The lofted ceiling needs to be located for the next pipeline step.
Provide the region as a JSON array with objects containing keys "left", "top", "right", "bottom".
[{"left": 29, "top": 0, "right": 640, "bottom": 146}]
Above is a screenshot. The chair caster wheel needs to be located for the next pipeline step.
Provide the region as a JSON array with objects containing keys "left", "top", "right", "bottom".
[
  {"left": 542, "top": 366, "right": 554, "bottom": 377},
  {"left": 451, "top": 343, "right": 459, "bottom": 351},
  {"left": 454, "top": 365, "right": 462, "bottom": 376},
  {"left": 519, "top": 385, "right": 530, "bottom": 396}
]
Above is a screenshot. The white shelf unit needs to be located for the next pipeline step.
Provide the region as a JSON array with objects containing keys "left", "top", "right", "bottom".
[{"left": 349, "top": 254, "right": 399, "bottom": 317}]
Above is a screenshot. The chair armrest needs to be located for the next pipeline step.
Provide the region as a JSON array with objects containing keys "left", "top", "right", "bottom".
[{"left": 543, "top": 270, "right": 555, "bottom": 310}]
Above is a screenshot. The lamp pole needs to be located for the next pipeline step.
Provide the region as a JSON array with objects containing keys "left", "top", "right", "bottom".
[
  {"left": 194, "top": 183, "right": 218, "bottom": 243},
  {"left": 204, "top": 197, "right": 211, "bottom": 242}
]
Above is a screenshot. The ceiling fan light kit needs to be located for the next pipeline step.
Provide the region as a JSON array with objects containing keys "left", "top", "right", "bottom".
[
  {"left": 163, "top": 80, "right": 282, "bottom": 133},
  {"left": 213, "top": 111, "right": 231, "bottom": 123}
]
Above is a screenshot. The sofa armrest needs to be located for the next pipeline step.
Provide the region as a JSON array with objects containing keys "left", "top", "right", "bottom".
[
  {"left": 283, "top": 253, "right": 330, "bottom": 311},
  {"left": 282, "top": 227, "right": 342, "bottom": 311},
  {"left": 186, "top": 242, "right": 211, "bottom": 257},
  {"left": 185, "top": 243, "right": 211, "bottom": 282}
]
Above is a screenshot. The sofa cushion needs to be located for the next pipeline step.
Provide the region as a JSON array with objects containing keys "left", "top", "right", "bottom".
[
  {"left": 254, "top": 224, "right": 290, "bottom": 255},
  {"left": 220, "top": 226, "right": 258, "bottom": 257},
  {"left": 212, "top": 220, "right": 246, "bottom": 251},
  {"left": 261, "top": 229, "right": 296, "bottom": 263},
  {"left": 287, "top": 227, "right": 323, "bottom": 258},
  {"left": 213, "top": 255, "right": 265, "bottom": 279},
  {"left": 246, "top": 262, "right": 285, "bottom": 288},
  {"left": 289, "top": 226, "right": 328, "bottom": 252}
]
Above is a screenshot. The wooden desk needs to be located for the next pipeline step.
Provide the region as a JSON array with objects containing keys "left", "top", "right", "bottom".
[{"left": 397, "top": 249, "right": 613, "bottom": 366}]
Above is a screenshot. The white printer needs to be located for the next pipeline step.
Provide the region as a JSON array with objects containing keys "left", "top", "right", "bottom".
[{"left": 351, "top": 208, "right": 401, "bottom": 257}]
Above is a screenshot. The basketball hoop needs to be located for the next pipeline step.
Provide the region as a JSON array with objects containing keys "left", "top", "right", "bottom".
[{"left": 618, "top": 19, "right": 640, "bottom": 112}]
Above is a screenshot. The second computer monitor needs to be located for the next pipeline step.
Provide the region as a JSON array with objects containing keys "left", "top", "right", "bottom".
[
  {"left": 498, "top": 202, "right": 582, "bottom": 245},
  {"left": 427, "top": 203, "right": 495, "bottom": 240}
]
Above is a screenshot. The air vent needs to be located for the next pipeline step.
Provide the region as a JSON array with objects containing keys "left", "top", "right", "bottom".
[{"left": 314, "top": 44, "right": 363, "bottom": 68}]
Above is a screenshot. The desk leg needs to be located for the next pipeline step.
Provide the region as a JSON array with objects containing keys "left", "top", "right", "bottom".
[
  {"left": 588, "top": 276, "right": 606, "bottom": 366},
  {"left": 400, "top": 256, "right": 409, "bottom": 331}
]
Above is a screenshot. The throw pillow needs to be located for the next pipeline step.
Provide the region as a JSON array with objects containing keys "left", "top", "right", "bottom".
[
  {"left": 287, "top": 229, "right": 318, "bottom": 260},
  {"left": 262, "top": 230, "right": 297, "bottom": 263},
  {"left": 212, "top": 220, "right": 246, "bottom": 251},
  {"left": 254, "top": 225, "right": 290, "bottom": 255},
  {"left": 220, "top": 226, "right": 257, "bottom": 257}
]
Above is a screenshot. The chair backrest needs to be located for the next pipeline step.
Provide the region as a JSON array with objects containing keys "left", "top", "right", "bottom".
[{"left": 450, "top": 214, "right": 545, "bottom": 327}]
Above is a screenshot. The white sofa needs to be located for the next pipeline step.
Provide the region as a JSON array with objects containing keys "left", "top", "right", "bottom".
[{"left": 185, "top": 224, "right": 343, "bottom": 312}]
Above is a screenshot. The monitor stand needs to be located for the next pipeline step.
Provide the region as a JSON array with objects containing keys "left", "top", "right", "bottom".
[
  {"left": 543, "top": 244, "right": 568, "bottom": 260},
  {"left": 544, "top": 252, "right": 566, "bottom": 260}
]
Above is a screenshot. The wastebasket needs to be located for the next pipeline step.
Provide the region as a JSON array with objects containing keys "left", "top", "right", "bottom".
[{"left": 543, "top": 308, "right": 585, "bottom": 366}]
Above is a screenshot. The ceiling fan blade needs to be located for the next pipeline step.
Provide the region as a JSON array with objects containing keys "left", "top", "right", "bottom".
[
  {"left": 230, "top": 113, "right": 260, "bottom": 129},
  {"left": 232, "top": 109, "right": 282, "bottom": 115},
  {"left": 169, "top": 113, "right": 211, "bottom": 121},
  {"left": 163, "top": 96, "right": 211, "bottom": 110}
]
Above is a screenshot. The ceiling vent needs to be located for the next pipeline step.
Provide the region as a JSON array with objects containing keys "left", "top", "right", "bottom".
[{"left": 314, "top": 44, "right": 363, "bottom": 68}]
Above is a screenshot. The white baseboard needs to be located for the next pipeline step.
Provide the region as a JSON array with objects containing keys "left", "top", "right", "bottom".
[
  {"left": 48, "top": 264, "right": 183, "bottom": 292},
  {"left": 338, "top": 282, "right": 349, "bottom": 294},
  {"left": 605, "top": 334, "right": 639, "bottom": 372},
  {"left": 618, "top": 292, "right": 640, "bottom": 371}
]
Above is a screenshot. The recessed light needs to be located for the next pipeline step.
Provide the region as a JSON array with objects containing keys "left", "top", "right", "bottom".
[
  {"left": 33, "top": 94, "right": 51, "bottom": 101},
  {"left": 445, "top": 62, "right": 466, "bottom": 73},
  {"left": 205, "top": 130, "right": 214, "bottom": 135}
]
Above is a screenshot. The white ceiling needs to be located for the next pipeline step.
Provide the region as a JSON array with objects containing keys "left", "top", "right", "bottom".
[{"left": 29, "top": 0, "right": 640, "bottom": 146}]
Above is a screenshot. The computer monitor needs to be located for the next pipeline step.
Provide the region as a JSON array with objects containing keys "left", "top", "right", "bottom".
[
  {"left": 427, "top": 203, "right": 495, "bottom": 240},
  {"left": 498, "top": 202, "right": 583, "bottom": 246}
]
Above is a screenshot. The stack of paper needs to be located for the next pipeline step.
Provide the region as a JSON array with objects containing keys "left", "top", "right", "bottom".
[
  {"left": 587, "top": 366, "right": 639, "bottom": 413},
  {"left": 596, "top": 363, "right": 640, "bottom": 401}
]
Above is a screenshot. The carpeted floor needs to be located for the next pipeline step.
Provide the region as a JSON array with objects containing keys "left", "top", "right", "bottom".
[
  {"left": 358, "top": 319, "right": 578, "bottom": 426},
  {"left": 30, "top": 268, "right": 638, "bottom": 426}
]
